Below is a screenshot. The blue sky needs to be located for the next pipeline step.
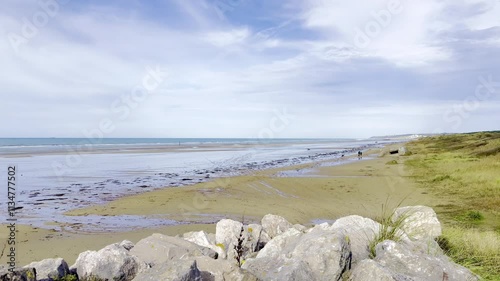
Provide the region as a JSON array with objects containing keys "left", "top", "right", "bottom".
[{"left": 1, "top": 0, "right": 499, "bottom": 138}]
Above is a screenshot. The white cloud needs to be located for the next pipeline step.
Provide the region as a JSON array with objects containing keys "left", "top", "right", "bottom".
[
  {"left": 300, "top": 0, "right": 452, "bottom": 66},
  {"left": 0, "top": 0, "right": 499, "bottom": 138},
  {"left": 204, "top": 27, "right": 250, "bottom": 47}
]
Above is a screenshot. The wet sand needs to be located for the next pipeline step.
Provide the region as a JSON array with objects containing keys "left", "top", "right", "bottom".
[{"left": 1, "top": 145, "right": 445, "bottom": 266}]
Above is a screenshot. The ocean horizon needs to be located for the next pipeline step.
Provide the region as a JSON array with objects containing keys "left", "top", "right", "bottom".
[{"left": 0, "top": 137, "right": 358, "bottom": 147}]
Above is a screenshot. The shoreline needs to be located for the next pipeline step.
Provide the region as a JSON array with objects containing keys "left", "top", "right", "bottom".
[
  {"left": 1, "top": 142, "right": 446, "bottom": 266},
  {"left": 1, "top": 141, "right": 389, "bottom": 232}
]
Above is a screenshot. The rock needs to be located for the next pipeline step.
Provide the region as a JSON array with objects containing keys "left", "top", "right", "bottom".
[
  {"left": 131, "top": 233, "right": 217, "bottom": 266},
  {"left": 261, "top": 214, "right": 292, "bottom": 238},
  {"left": 375, "top": 240, "right": 480, "bottom": 281},
  {"left": 0, "top": 268, "right": 37, "bottom": 281},
  {"left": 246, "top": 226, "right": 351, "bottom": 281},
  {"left": 292, "top": 224, "right": 308, "bottom": 232},
  {"left": 256, "top": 228, "right": 303, "bottom": 259},
  {"left": 74, "top": 244, "right": 142, "bottom": 281},
  {"left": 184, "top": 231, "right": 213, "bottom": 248},
  {"left": 392, "top": 205, "right": 441, "bottom": 241},
  {"left": 258, "top": 230, "right": 271, "bottom": 246},
  {"left": 24, "top": 258, "right": 70, "bottom": 280},
  {"left": 207, "top": 233, "right": 216, "bottom": 244},
  {"left": 119, "top": 240, "right": 135, "bottom": 251},
  {"left": 216, "top": 219, "right": 243, "bottom": 252},
  {"left": 348, "top": 259, "right": 409, "bottom": 281},
  {"left": 290, "top": 227, "right": 351, "bottom": 280},
  {"left": 243, "top": 256, "right": 316, "bottom": 281},
  {"left": 215, "top": 219, "right": 262, "bottom": 262},
  {"left": 308, "top": 222, "right": 330, "bottom": 232},
  {"left": 184, "top": 230, "right": 225, "bottom": 259},
  {"left": 132, "top": 259, "right": 201, "bottom": 281},
  {"left": 404, "top": 239, "right": 444, "bottom": 257},
  {"left": 245, "top": 224, "right": 264, "bottom": 253},
  {"left": 195, "top": 256, "right": 258, "bottom": 281},
  {"left": 331, "top": 215, "right": 381, "bottom": 264}
]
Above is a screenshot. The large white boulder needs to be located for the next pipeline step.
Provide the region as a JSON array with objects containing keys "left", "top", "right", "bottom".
[
  {"left": 132, "top": 259, "right": 201, "bottom": 281},
  {"left": 331, "top": 215, "right": 381, "bottom": 264},
  {"left": 74, "top": 244, "right": 142, "bottom": 281},
  {"left": 392, "top": 205, "right": 442, "bottom": 241},
  {"left": 261, "top": 214, "right": 293, "bottom": 239},
  {"left": 130, "top": 233, "right": 216, "bottom": 266}
]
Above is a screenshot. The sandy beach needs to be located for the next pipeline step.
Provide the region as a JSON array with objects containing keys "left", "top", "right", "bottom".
[{"left": 1, "top": 144, "right": 445, "bottom": 266}]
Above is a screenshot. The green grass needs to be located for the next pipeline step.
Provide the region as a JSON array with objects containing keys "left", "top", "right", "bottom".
[
  {"left": 405, "top": 132, "right": 500, "bottom": 280},
  {"left": 437, "top": 227, "right": 500, "bottom": 280},
  {"left": 368, "top": 201, "right": 410, "bottom": 258}
]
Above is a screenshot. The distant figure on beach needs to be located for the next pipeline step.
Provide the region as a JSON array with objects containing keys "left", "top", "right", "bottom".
[
  {"left": 341, "top": 154, "right": 344, "bottom": 158},
  {"left": 357, "top": 151, "right": 363, "bottom": 159}
]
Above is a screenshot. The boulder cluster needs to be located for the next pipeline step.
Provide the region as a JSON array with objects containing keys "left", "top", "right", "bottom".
[{"left": 1, "top": 206, "right": 480, "bottom": 281}]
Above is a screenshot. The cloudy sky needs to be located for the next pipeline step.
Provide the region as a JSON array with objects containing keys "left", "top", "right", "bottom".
[{"left": 1, "top": 0, "right": 499, "bottom": 138}]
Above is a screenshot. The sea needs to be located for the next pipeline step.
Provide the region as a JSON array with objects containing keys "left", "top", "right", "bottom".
[{"left": 0, "top": 138, "right": 391, "bottom": 231}]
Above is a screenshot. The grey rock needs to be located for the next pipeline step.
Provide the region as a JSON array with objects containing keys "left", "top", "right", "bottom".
[
  {"left": 246, "top": 226, "right": 350, "bottom": 281},
  {"left": 24, "top": 258, "right": 69, "bottom": 280},
  {"left": 184, "top": 231, "right": 225, "bottom": 259},
  {"left": 291, "top": 227, "right": 351, "bottom": 280},
  {"left": 243, "top": 256, "right": 316, "bottom": 281},
  {"left": 392, "top": 205, "right": 441, "bottom": 241},
  {"left": 195, "top": 256, "right": 258, "bottom": 281},
  {"left": 256, "top": 228, "right": 303, "bottom": 259},
  {"left": 215, "top": 219, "right": 243, "bottom": 253},
  {"left": 132, "top": 259, "right": 201, "bottom": 281},
  {"left": 74, "top": 244, "right": 142, "bottom": 281},
  {"left": 246, "top": 223, "right": 264, "bottom": 252},
  {"left": 0, "top": 268, "right": 36, "bottom": 281},
  {"left": 207, "top": 233, "right": 216, "bottom": 244},
  {"left": 215, "top": 220, "right": 262, "bottom": 262},
  {"left": 119, "top": 240, "right": 135, "bottom": 251},
  {"left": 375, "top": 240, "right": 479, "bottom": 281},
  {"left": 131, "top": 233, "right": 217, "bottom": 266},
  {"left": 292, "top": 224, "right": 308, "bottom": 232},
  {"left": 348, "top": 259, "right": 414, "bottom": 281},
  {"left": 331, "top": 215, "right": 381, "bottom": 264},
  {"left": 258, "top": 229, "right": 271, "bottom": 246},
  {"left": 184, "top": 231, "right": 213, "bottom": 248},
  {"left": 261, "top": 214, "right": 292, "bottom": 238}
]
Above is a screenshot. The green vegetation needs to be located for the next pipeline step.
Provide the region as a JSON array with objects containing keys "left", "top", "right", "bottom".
[
  {"left": 368, "top": 201, "right": 410, "bottom": 259},
  {"left": 405, "top": 132, "right": 500, "bottom": 280},
  {"left": 54, "top": 274, "right": 78, "bottom": 281},
  {"left": 216, "top": 243, "right": 225, "bottom": 250},
  {"left": 437, "top": 227, "right": 500, "bottom": 281}
]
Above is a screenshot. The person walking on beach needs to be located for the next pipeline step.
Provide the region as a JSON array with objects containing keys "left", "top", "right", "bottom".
[{"left": 358, "top": 151, "right": 363, "bottom": 159}]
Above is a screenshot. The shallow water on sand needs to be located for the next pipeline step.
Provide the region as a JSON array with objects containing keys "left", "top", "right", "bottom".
[{"left": 0, "top": 140, "right": 390, "bottom": 231}]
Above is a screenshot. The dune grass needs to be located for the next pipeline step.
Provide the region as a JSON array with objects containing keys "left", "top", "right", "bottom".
[
  {"left": 405, "top": 132, "right": 500, "bottom": 280},
  {"left": 437, "top": 227, "right": 500, "bottom": 280},
  {"left": 368, "top": 201, "right": 410, "bottom": 258}
]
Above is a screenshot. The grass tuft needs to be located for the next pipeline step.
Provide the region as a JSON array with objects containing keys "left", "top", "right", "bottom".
[
  {"left": 466, "top": 211, "right": 484, "bottom": 221},
  {"left": 368, "top": 201, "right": 410, "bottom": 258}
]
